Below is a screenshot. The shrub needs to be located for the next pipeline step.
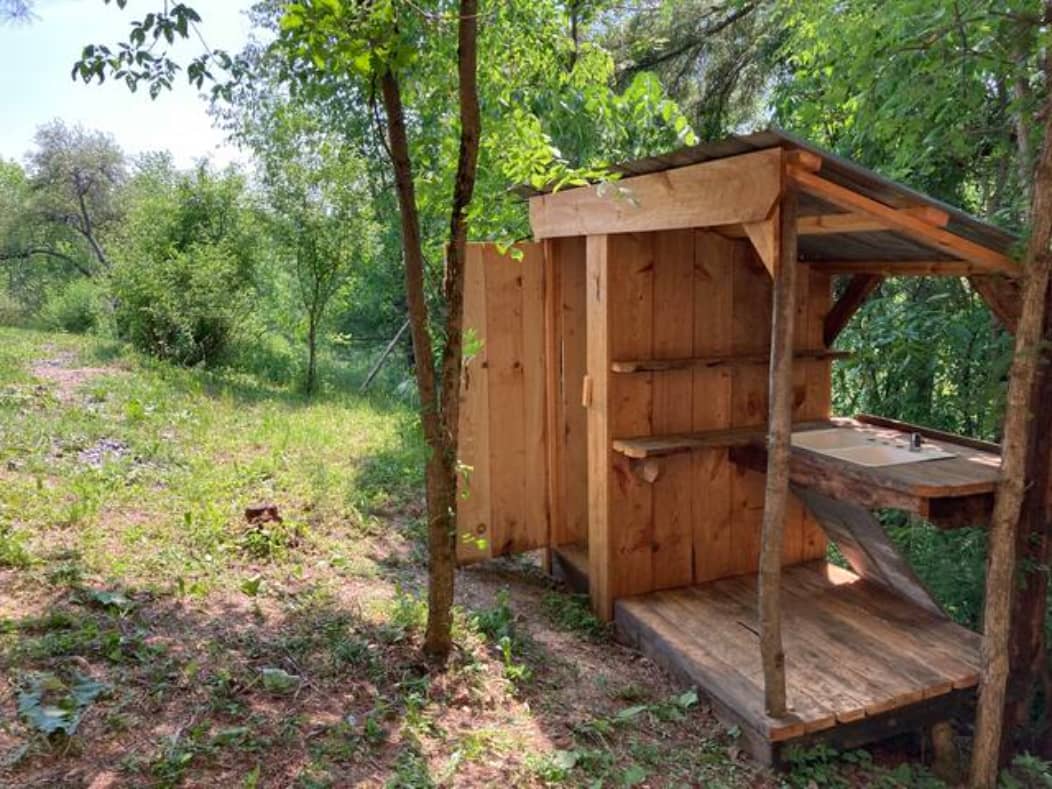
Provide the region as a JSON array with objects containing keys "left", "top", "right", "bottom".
[
  {"left": 0, "top": 290, "right": 26, "bottom": 327},
  {"left": 226, "top": 329, "right": 302, "bottom": 387},
  {"left": 40, "top": 279, "right": 102, "bottom": 334},
  {"left": 110, "top": 163, "right": 257, "bottom": 366},
  {"left": 111, "top": 242, "right": 251, "bottom": 366}
]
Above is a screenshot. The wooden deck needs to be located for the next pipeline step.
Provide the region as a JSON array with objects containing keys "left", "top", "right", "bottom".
[{"left": 615, "top": 561, "right": 980, "bottom": 762}]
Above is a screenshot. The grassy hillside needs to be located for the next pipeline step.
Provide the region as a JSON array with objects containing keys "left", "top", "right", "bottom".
[
  {"left": 0, "top": 328, "right": 1006, "bottom": 786},
  {"left": 0, "top": 328, "right": 775, "bottom": 788}
]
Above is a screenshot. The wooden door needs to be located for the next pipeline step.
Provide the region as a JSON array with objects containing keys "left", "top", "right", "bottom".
[{"left": 456, "top": 242, "right": 550, "bottom": 564}]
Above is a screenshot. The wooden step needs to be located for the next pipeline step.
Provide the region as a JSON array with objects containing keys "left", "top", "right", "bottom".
[{"left": 611, "top": 349, "right": 849, "bottom": 374}]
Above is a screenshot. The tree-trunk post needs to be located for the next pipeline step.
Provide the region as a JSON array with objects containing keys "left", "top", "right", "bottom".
[
  {"left": 970, "top": 83, "right": 1052, "bottom": 786},
  {"left": 1005, "top": 294, "right": 1052, "bottom": 746},
  {"left": 758, "top": 183, "right": 797, "bottom": 718},
  {"left": 931, "top": 720, "right": 960, "bottom": 783}
]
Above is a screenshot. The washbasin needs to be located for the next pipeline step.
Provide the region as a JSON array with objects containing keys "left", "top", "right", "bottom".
[
  {"left": 791, "top": 428, "right": 870, "bottom": 451},
  {"left": 792, "top": 427, "right": 956, "bottom": 467}
]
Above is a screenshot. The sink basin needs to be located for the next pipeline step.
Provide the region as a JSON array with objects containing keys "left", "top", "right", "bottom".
[
  {"left": 791, "top": 427, "right": 956, "bottom": 467},
  {"left": 792, "top": 428, "right": 870, "bottom": 451},
  {"left": 827, "top": 443, "right": 956, "bottom": 467}
]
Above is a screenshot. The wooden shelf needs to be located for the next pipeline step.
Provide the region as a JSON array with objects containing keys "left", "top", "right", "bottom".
[
  {"left": 613, "top": 426, "right": 770, "bottom": 459},
  {"left": 611, "top": 349, "right": 850, "bottom": 374}
]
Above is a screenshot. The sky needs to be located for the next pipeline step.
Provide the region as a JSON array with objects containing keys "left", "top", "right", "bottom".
[{"left": 1, "top": 0, "right": 256, "bottom": 169}]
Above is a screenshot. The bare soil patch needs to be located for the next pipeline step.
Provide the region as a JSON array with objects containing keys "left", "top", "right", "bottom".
[{"left": 31, "top": 351, "right": 123, "bottom": 403}]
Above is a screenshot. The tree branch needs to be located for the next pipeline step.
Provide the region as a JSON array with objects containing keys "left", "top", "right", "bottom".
[{"left": 0, "top": 246, "right": 93, "bottom": 277}]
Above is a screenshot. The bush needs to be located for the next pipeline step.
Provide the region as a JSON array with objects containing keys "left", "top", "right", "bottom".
[
  {"left": 40, "top": 279, "right": 102, "bottom": 334},
  {"left": 226, "top": 330, "right": 302, "bottom": 387},
  {"left": 0, "top": 291, "right": 26, "bottom": 327},
  {"left": 110, "top": 163, "right": 257, "bottom": 367},
  {"left": 111, "top": 242, "right": 251, "bottom": 366}
]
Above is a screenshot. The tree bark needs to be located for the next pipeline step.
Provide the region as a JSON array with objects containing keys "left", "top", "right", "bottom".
[
  {"left": 306, "top": 315, "right": 318, "bottom": 395},
  {"left": 378, "top": 0, "right": 480, "bottom": 661},
  {"left": 970, "top": 79, "right": 1052, "bottom": 788},
  {"left": 1005, "top": 313, "right": 1052, "bottom": 750},
  {"left": 426, "top": 0, "right": 480, "bottom": 658},
  {"left": 758, "top": 189, "right": 798, "bottom": 718}
]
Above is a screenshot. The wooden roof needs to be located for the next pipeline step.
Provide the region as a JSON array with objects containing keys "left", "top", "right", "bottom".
[{"left": 525, "top": 129, "right": 1019, "bottom": 278}]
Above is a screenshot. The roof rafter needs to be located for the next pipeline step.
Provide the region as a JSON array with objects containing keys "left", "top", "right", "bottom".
[{"left": 787, "top": 165, "right": 1018, "bottom": 276}]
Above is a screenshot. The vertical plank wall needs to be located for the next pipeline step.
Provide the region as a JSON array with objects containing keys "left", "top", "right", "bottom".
[
  {"left": 547, "top": 237, "right": 589, "bottom": 548},
  {"left": 587, "top": 230, "right": 831, "bottom": 619},
  {"left": 456, "top": 243, "right": 550, "bottom": 563}
]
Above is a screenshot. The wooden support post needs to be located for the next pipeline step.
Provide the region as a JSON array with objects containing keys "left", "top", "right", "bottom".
[
  {"left": 758, "top": 183, "right": 797, "bottom": 718},
  {"left": 824, "top": 274, "right": 882, "bottom": 347}
]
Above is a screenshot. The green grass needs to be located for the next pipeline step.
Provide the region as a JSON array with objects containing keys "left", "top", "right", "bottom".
[
  {"left": 1, "top": 326, "right": 1016, "bottom": 787},
  {"left": 0, "top": 327, "right": 425, "bottom": 597}
]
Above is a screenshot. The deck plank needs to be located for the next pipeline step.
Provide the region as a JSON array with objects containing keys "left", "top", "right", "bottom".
[
  {"left": 618, "top": 594, "right": 812, "bottom": 741},
  {"left": 614, "top": 561, "right": 981, "bottom": 752},
  {"left": 713, "top": 574, "right": 926, "bottom": 718},
  {"left": 662, "top": 586, "right": 849, "bottom": 729}
]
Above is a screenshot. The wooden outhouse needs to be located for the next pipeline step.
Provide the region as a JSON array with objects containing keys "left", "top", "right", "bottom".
[{"left": 454, "top": 129, "right": 1016, "bottom": 762}]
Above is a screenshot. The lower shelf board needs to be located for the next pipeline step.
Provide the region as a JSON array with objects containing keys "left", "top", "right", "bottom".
[{"left": 614, "top": 560, "right": 980, "bottom": 762}]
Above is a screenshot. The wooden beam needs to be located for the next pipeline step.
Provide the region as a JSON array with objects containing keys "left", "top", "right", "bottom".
[
  {"left": 801, "top": 206, "right": 949, "bottom": 235},
  {"left": 718, "top": 206, "right": 951, "bottom": 241},
  {"left": 787, "top": 166, "right": 1018, "bottom": 275},
  {"left": 585, "top": 235, "right": 612, "bottom": 620},
  {"left": 968, "top": 275, "right": 1021, "bottom": 333},
  {"left": 529, "top": 148, "right": 783, "bottom": 239},
  {"left": 758, "top": 185, "right": 799, "bottom": 717},
  {"left": 611, "top": 349, "right": 850, "bottom": 373},
  {"left": 793, "top": 487, "right": 946, "bottom": 618},
  {"left": 786, "top": 149, "right": 823, "bottom": 172},
  {"left": 744, "top": 212, "right": 778, "bottom": 277},
  {"left": 824, "top": 274, "right": 883, "bottom": 347},
  {"left": 811, "top": 260, "right": 987, "bottom": 277},
  {"left": 542, "top": 239, "right": 562, "bottom": 572}
]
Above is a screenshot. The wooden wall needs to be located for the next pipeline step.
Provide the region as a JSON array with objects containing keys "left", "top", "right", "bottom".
[
  {"left": 456, "top": 243, "right": 549, "bottom": 563},
  {"left": 547, "top": 237, "right": 590, "bottom": 549},
  {"left": 584, "top": 230, "right": 832, "bottom": 619}
]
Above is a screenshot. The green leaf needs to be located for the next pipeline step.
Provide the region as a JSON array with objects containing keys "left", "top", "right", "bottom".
[
  {"left": 80, "top": 588, "right": 134, "bottom": 613},
  {"left": 675, "top": 689, "right": 698, "bottom": 708},
  {"left": 18, "top": 673, "right": 109, "bottom": 737},
  {"left": 621, "top": 764, "right": 647, "bottom": 786},
  {"left": 615, "top": 704, "right": 647, "bottom": 722},
  {"left": 550, "top": 749, "right": 578, "bottom": 770},
  {"left": 260, "top": 667, "right": 300, "bottom": 695},
  {"left": 240, "top": 574, "right": 263, "bottom": 597}
]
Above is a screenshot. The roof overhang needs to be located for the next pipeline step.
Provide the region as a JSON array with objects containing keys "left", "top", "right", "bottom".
[{"left": 525, "top": 128, "right": 1019, "bottom": 280}]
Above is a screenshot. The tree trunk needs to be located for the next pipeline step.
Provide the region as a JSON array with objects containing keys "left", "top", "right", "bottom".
[
  {"left": 970, "top": 84, "right": 1052, "bottom": 788},
  {"left": 378, "top": 0, "right": 481, "bottom": 661},
  {"left": 306, "top": 316, "right": 318, "bottom": 396},
  {"left": 758, "top": 189, "right": 798, "bottom": 718},
  {"left": 427, "top": 0, "right": 480, "bottom": 658},
  {"left": 1005, "top": 322, "right": 1052, "bottom": 750}
]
